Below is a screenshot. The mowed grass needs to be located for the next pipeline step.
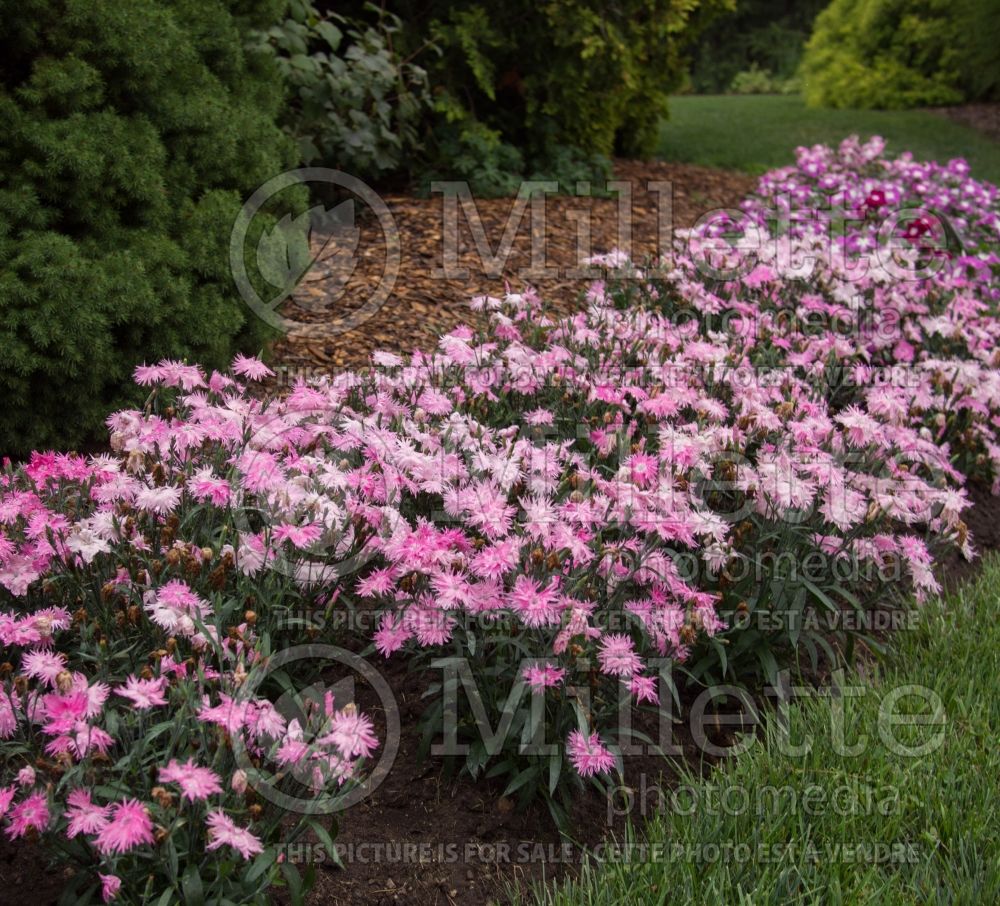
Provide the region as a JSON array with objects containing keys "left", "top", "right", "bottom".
[
  {"left": 657, "top": 95, "right": 1000, "bottom": 184},
  {"left": 524, "top": 558, "right": 1000, "bottom": 906}
]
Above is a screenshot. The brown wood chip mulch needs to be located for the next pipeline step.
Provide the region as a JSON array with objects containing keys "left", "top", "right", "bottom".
[{"left": 269, "top": 160, "right": 757, "bottom": 376}]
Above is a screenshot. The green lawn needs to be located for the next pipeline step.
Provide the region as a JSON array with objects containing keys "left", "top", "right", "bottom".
[
  {"left": 657, "top": 95, "right": 1000, "bottom": 184},
  {"left": 524, "top": 559, "right": 1000, "bottom": 906}
]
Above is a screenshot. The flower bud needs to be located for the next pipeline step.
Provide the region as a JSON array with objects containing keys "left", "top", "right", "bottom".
[
  {"left": 151, "top": 787, "right": 174, "bottom": 809},
  {"left": 35, "top": 616, "right": 53, "bottom": 641}
]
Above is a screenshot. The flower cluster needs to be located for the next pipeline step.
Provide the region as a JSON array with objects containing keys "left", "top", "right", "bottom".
[
  {"left": 633, "top": 135, "right": 1000, "bottom": 486},
  {"left": 0, "top": 366, "right": 380, "bottom": 902},
  {"left": 0, "top": 137, "right": 995, "bottom": 878}
]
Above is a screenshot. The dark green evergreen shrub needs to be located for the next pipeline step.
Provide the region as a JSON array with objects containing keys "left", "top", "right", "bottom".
[{"left": 0, "top": 0, "right": 298, "bottom": 457}]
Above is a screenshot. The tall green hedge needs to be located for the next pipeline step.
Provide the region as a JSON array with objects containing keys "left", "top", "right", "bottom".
[
  {"left": 0, "top": 0, "right": 298, "bottom": 457},
  {"left": 800, "top": 0, "right": 1000, "bottom": 109}
]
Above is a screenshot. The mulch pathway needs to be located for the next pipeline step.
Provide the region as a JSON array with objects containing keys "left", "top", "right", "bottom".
[{"left": 269, "top": 160, "right": 757, "bottom": 378}]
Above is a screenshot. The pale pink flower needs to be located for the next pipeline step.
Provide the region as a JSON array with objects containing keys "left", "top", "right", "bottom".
[
  {"left": 232, "top": 354, "right": 274, "bottom": 381},
  {"left": 100, "top": 874, "right": 122, "bottom": 903},
  {"left": 320, "top": 709, "right": 379, "bottom": 758},
  {"left": 159, "top": 758, "right": 223, "bottom": 802},
  {"left": 357, "top": 567, "right": 398, "bottom": 598},
  {"left": 509, "top": 576, "right": 562, "bottom": 627},
  {"left": 373, "top": 614, "right": 412, "bottom": 656},
  {"left": 94, "top": 799, "right": 154, "bottom": 855},
  {"left": 597, "top": 633, "right": 642, "bottom": 677},
  {"left": 0, "top": 691, "right": 19, "bottom": 739},
  {"left": 20, "top": 650, "right": 67, "bottom": 687},
  {"left": 116, "top": 675, "right": 169, "bottom": 710},
  {"left": 272, "top": 522, "right": 323, "bottom": 549},
  {"left": 197, "top": 694, "right": 248, "bottom": 734},
  {"left": 145, "top": 579, "right": 213, "bottom": 634},
  {"left": 135, "top": 485, "right": 182, "bottom": 515},
  {"left": 189, "top": 468, "right": 233, "bottom": 505},
  {"left": 134, "top": 363, "right": 166, "bottom": 385},
  {"left": 629, "top": 675, "right": 659, "bottom": 705},
  {"left": 522, "top": 663, "right": 566, "bottom": 692},
  {"left": 65, "top": 789, "right": 111, "bottom": 838},
  {"left": 524, "top": 408, "right": 554, "bottom": 426},
  {"left": 5, "top": 791, "right": 50, "bottom": 838},
  {"left": 0, "top": 787, "right": 16, "bottom": 818},
  {"left": 567, "top": 730, "right": 616, "bottom": 777},
  {"left": 205, "top": 810, "right": 264, "bottom": 860}
]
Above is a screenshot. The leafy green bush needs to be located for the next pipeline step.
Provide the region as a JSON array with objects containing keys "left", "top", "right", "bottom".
[
  {"left": 420, "top": 0, "right": 727, "bottom": 160},
  {"left": 416, "top": 120, "right": 527, "bottom": 197},
  {"left": 252, "top": 0, "right": 430, "bottom": 177},
  {"left": 0, "top": 0, "right": 298, "bottom": 458},
  {"left": 800, "top": 0, "right": 1000, "bottom": 109},
  {"left": 729, "top": 64, "right": 800, "bottom": 95},
  {"left": 318, "top": 0, "right": 727, "bottom": 190}
]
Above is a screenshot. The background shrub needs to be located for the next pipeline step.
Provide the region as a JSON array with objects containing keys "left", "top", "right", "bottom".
[
  {"left": 314, "top": 0, "right": 728, "bottom": 192},
  {"left": 686, "top": 0, "right": 826, "bottom": 95},
  {"left": 800, "top": 0, "right": 1000, "bottom": 109},
  {"left": 415, "top": 0, "right": 727, "bottom": 159},
  {"left": 0, "top": 0, "right": 298, "bottom": 458},
  {"left": 251, "top": 0, "right": 430, "bottom": 179},
  {"left": 728, "top": 64, "right": 801, "bottom": 95}
]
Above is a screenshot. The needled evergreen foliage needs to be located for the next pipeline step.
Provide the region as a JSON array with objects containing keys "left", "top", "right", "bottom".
[{"left": 0, "top": 0, "right": 298, "bottom": 457}]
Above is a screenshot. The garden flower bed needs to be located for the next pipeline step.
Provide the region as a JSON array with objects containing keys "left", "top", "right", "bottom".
[
  {"left": 520, "top": 564, "right": 1000, "bottom": 906},
  {"left": 0, "top": 137, "right": 997, "bottom": 904}
]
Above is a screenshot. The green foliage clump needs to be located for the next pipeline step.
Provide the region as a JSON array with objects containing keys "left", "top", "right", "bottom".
[
  {"left": 416, "top": 0, "right": 727, "bottom": 161},
  {"left": 729, "top": 64, "right": 800, "bottom": 95},
  {"left": 252, "top": 0, "right": 430, "bottom": 177},
  {"left": 800, "top": 0, "right": 1000, "bottom": 109},
  {"left": 417, "top": 120, "right": 527, "bottom": 197},
  {"left": 0, "top": 0, "right": 298, "bottom": 458},
  {"left": 317, "top": 0, "right": 727, "bottom": 192}
]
